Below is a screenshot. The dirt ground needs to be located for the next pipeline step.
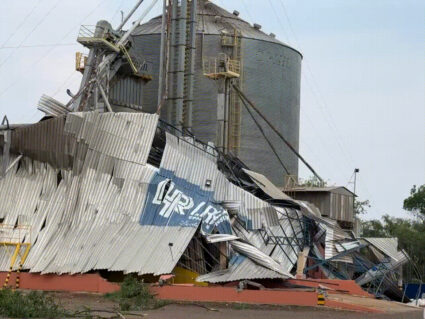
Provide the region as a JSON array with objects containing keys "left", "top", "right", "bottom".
[{"left": 50, "top": 292, "right": 424, "bottom": 319}]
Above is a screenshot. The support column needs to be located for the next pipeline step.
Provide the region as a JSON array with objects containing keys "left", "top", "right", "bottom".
[
  {"left": 216, "top": 78, "right": 229, "bottom": 153},
  {"left": 1, "top": 130, "right": 10, "bottom": 178}
]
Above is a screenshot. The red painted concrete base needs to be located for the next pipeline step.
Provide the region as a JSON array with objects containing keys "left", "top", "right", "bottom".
[
  {"left": 287, "top": 279, "right": 373, "bottom": 298},
  {"left": 0, "top": 272, "right": 120, "bottom": 293},
  {"left": 0, "top": 272, "right": 382, "bottom": 313},
  {"left": 151, "top": 284, "right": 383, "bottom": 313},
  {"left": 151, "top": 285, "right": 318, "bottom": 307}
]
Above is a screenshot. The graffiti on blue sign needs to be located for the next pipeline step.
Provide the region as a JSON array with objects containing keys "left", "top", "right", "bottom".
[{"left": 139, "top": 169, "right": 231, "bottom": 234}]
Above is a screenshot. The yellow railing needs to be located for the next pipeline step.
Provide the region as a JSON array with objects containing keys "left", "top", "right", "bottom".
[
  {"left": 0, "top": 224, "right": 31, "bottom": 290},
  {"left": 203, "top": 54, "right": 240, "bottom": 78}
]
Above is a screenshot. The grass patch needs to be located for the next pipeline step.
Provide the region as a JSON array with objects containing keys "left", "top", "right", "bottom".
[
  {"left": 0, "top": 289, "right": 66, "bottom": 318},
  {"left": 105, "top": 276, "right": 167, "bottom": 311}
]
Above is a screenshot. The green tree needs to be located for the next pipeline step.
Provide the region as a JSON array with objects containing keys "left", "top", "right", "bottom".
[
  {"left": 361, "top": 185, "right": 425, "bottom": 281},
  {"left": 361, "top": 218, "right": 386, "bottom": 237},
  {"left": 403, "top": 184, "right": 425, "bottom": 219},
  {"left": 354, "top": 199, "right": 370, "bottom": 216}
]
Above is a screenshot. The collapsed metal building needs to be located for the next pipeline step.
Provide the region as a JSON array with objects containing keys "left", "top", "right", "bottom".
[{"left": 0, "top": 0, "right": 417, "bottom": 303}]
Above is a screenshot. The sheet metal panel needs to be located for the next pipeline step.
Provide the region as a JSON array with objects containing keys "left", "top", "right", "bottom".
[
  {"left": 10, "top": 116, "right": 75, "bottom": 169},
  {"left": 0, "top": 110, "right": 285, "bottom": 276},
  {"left": 242, "top": 168, "right": 292, "bottom": 200},
  {"left": 199, "top": 208, "right": 302, "bottom": 283},
  {"left": 0, "top": 112, "right": 191, "bottom": 275},
  {"left": 363, "top": 237, "right": 400, "bottom": 261}
]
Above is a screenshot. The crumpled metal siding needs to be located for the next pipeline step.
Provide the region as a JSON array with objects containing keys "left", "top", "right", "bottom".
[
  {"left": 1, "top": 112, "right": 199, "bottom": 275},
  {"left": 160, "top": 132, "right": 279, "bottom": 230},
  {"left": 322, "top": 218, "right": 358, "bottom": 263},
  {"left": 109, "top": 76, "right": 144, "bottom": 110},
  {"left": 10, "top": 116, "right": 75, "bottom": 169},
  {"left": 0, "top": 110, "right": 294, "bottom": 277},
  {"left": 198, "top": 208, "right": 302, "bottom": 283},
  {"left": 363, "top": 237, "right": 400, "bottom": 261},
  {"left": 197, "top": 256, "right": 285, "bottom": 283}
]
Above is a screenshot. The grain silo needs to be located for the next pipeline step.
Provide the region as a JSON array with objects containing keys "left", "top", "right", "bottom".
[{"left": 119, "top": 0, "right": 302, "bottom": 186}]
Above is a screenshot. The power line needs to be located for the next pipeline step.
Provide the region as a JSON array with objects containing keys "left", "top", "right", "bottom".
[
  {"left": 240, "top": 0, "right": 254, "bottom": 22},
  {"left": 0, "top": 43, "right": 77, "bottom": 49},
  {"left": 274, "top": 0, "right": 379, "bottom": 210},
  {"left": 0, "top": 0, "right": 62, "bottom": 71},
  {"left": 0, "top": 0, "right": 43, "bottom": 48},
  {"left": 0, "top": 0, "right": 109, "bottom": 100},
  {"left": 267, "top": 0, "right": 290, "bottom": 42},
  {"left": 276, "top": 0, "right": 356, "bottom": 170},
  {"left": 233, "top": 84, "right": 324, "bottom": 183},
  {"left": 52, "top": 71, "right": 80, "bottom": 98},
  {"left": 238, "top": 91, "right": 290, "bottom": 175},
  {"left": 110, "top": 0, "right": 128, "bottom": 25}
]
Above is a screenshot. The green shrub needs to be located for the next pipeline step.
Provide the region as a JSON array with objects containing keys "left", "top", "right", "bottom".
[
  {"left": 0, "top": 289, "right": 66, "bottom": 318},
  {"left": 105, "top": 276, "right": 165, "bottom": 311}
]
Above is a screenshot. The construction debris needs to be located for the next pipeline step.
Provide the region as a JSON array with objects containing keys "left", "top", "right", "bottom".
[{"left": 0, "top": 0, "right": 422, "bottom": 312}]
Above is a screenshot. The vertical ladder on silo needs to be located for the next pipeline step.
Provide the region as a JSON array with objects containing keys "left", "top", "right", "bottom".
[{"left": 228, "top": 29, "right": 242, "bottom": 155}]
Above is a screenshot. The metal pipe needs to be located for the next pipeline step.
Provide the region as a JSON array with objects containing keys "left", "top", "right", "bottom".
[
  {"left": 118, "top": 0, "right": 159, "bottom": 47},
  {"left": 157, "top": 0, "right": 167, "bottom": 106},
  {"left": 5, "top": 155, "right": 23, "bottom": 175},
  {"left": 185, "top": 0, "right": 197, "bottom": 131},
  {"left": 233, "top": 84, "right": 324, "bottom": 184},
  {"left": 72, "top": 20, "right": 109, "bottom": 111},
  {"left": 175, "top": 0, "right": 188, "bottom": 131},
  {"left": 97, "top": 0, "right": 159, "bottom": 73},
  {"left": 166, "top": 0, "right": 178, "bottom": 124},
  {"left": 97, "top": 82, "right": 113, "bottom": 112},
  {"left": 116, "top": 0, "right": 145, "bottom": 31}
]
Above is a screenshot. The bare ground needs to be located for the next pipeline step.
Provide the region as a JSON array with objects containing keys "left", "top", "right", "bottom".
[{"left": 48, "top": 292, "right": 423, "bottom": 319}]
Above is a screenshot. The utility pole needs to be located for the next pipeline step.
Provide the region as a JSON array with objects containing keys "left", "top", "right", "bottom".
[{"left": 353, "top": 168, "right": 359, "bottom": 215}]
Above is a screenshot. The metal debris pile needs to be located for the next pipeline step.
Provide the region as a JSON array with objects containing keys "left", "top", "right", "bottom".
[{"left": 0, "top": 112, "right": 412, "bottom": 302}]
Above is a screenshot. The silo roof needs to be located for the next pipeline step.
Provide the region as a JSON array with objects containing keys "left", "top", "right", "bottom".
[{"left": 132, "top": 0, "right": 302, "bottom": 57}]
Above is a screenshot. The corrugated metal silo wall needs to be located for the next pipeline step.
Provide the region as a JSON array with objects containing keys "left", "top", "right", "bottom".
[
  {"left": 131, "top": 33, "right": 301, "bottom": 186},
  {"left": 240, "top": 38, "right": 301, "bottom": 186},
  {"left": 130, "top": 34, "right": 162, "bottom": 112}
]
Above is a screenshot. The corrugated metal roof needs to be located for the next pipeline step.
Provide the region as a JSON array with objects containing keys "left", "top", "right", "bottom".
[
  {"left": 363, "top": 237, "right": 400, "bottom": 261},
  {"left": 198, "top": 208, "right": 303, "bottom": 283},
  {"left": 131, "top": 1, "right": 301, "bottom": 56},
  {"left": 0, "top": 111, "right": 291, "bottom": 277},
  {"left": 285, "top": 186, "right": 356, "bottom": 196},
  {"left": 159, "top": 132, "right": 280, "bottom": 230},
  {"left": 1, "top": 112, "right": 202, "bottom": 275},
  {"left": 37, "top": 94, "right": 70, "bottom": 117},
  {"left": 355, "top": 250, "right": 409, "bottom": 286},
  {"left": 242, "top": 168, "right": 292, "bottom": 200},
  {"left": 197, "top": 254, "right": 285, "bottom": 283},
  {"left": 322, "top": 218, "right": 358, "bottom": 263}
]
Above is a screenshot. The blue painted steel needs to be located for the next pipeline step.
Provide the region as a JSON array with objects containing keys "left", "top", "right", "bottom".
[
  {"left": 403, "top": 283, "right": 425, "bottom": 299},
  {"left": 140, "top": 168, "right": 232, "bottom": 234}
]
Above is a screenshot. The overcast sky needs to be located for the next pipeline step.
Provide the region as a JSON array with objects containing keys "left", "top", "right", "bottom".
[{"left": 0, "top": 0, "right": 423, "bottom": 220}]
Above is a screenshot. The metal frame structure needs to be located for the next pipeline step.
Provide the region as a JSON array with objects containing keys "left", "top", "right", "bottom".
[{"left": 0, "top": 224, "right": 31, "bottom": 289}]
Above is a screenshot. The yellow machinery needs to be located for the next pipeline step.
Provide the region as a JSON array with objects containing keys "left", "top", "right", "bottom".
[
  {"left": 75, "top": 52, "right": 88, "bottom": 73},
  {"left": 0, "top": 224, "right": 31, "bottom": 289},
  {"left": 203, "top": 53, "right": 240, "bottom": 79}
]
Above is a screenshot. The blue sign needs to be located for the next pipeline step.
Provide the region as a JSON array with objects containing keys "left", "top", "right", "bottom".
[{"left": 139, "top": 169, "right": 232, "bottom": 234}]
